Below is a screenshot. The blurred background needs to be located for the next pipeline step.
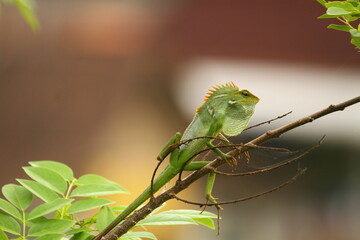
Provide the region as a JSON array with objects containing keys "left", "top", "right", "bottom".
[{"left": 0, "top": 0, "right": 359, "bottom": 239}]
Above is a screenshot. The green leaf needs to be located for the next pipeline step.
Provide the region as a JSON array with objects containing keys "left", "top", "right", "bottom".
[
  {"left": 66, "top": 228, "right": 90, "bottom": 235},
  {"left": 69, "top": 231, "right": 93, "bottom": 240},
  {"left": 326, "top": 1, "right": 358, "bottom": 11},
  {"left": 351, "top": 35, "right": 360, "bottom": 49},
  {"left": 317, "top": 13, "right": 339, "bottom": 19},
  {"left": 0, "top": 229, "right": 9, "bottom": 240},
  {"left": 66, "top": 228, "right": 92, "bottom": 236},
  {"left": 17, "top": 179, "right": 59, "bottom": 203},
  {"left": 327, "top": 23, "right": 352, "bottom": 31},
  {"left": 28, "top": 198, "right": 73, "bottom": 220},
  {"left": 96, "top": 206, "right": 115, "bottom": 231},
  {"left": 316, "top": 0, "right": 327, "bottom": 7},
  {"left": 160, "top": 209, "right": 217, "bottom": 219},
  {"left": 159, "top": 210, "right": 217, "bottom": 229},
  {"left": 70, "top": 184, "right": 127, "bottom": 197},
  {"left": 193, "top": 217, "right": 215, "bottom": 229},
  {"left": 137, "top": 214, "right": 197, "bottom": 226},
  {"left": 77, "top": 174, "right": 128, "bottom": 192},
  {"left": 28, "top": 216, "right": 48, "bottom": 224},
  {"left": 28, "top": 219, "right": 75, "bottom": 236},
  {"left": 12, "top": 0, "right": 39, "bottom": 31},
  {"left": 350, "top": 28, "right": 360, "bottom": 37},
  {"left": 67, "top": 198, "right": 114, "bottom": 214},
  {"left": 327, "top": 7, "right": 351, "bottom": 15},
  {"left": 29, "top": 161, "right": 74, "bottom": 182},
  {"left": 111, "top": 205, "right": 127, "bottom": 213},
  {"left": 34, "top": 233, "right": 65, "bottom": 240},
  {"left": 23, "top": 166, "right": 67, "bottom": 195},
  {"left": 2, "top": 184, "right": 33, "bottom": 211},
  {"left": 344, "top": 15, "right": 359, "bottom": 21},
  {"left": 0, "top": 198, "right": 22, "bottom": 220},
  {"left": 121, "top": 232, "right": 157, "bottom": 240},
  {"left": 0, "top": 212, "right": 21, "bottom": 235}
]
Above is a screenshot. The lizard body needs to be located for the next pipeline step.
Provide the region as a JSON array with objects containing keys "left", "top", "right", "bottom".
[{"left": 94, "top": 82, "right": 259, "bottom": 239}]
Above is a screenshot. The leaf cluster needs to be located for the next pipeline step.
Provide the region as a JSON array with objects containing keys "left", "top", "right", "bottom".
[
  {"left": 317, "top": 0, "right": 360, "bottom": 50},
  {"left": 0, "top": 161, "right": 217, "bottom": 240}
]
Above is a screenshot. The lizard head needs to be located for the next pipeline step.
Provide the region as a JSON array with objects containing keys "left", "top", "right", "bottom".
[
  {"left": 198, "top": 82, "right": 260, "bottom": 136},
  {"left": 198, "top": 82, "right": 259, "bottom": 111}
]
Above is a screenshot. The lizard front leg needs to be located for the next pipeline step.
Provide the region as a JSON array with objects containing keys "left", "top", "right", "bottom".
[
  {"left": 157, "top": 132, "right": 182, "bottom": 161},
  {"left": 206, "top": 141, "right": 237, "bottom": 169}
]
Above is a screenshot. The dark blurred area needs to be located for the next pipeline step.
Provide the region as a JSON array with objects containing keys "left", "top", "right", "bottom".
[{"left": 0, "top": 0, "right": 359, "bottom": 239}]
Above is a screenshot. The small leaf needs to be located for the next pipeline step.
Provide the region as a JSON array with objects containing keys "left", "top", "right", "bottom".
[
  {"left": 69, "top": 231, "right": 93, "bottom": 240},
  {"left": 350, "top": 35, "right": 360, "bottom": 49},
  {"left": 350, "top": 28, "right": 360, "bottom": 37},
  {"left": 327, "top": 24, "right": 352, "bottom": 31},
  {"left": 67, "top": 198, "right": 114, "bottom": 214},
  {"left": 2, "top": 184, "right": 33, "bottom": 211},
  {"left": 159, "top": 209, "right": 217, "bottom": 229},
  {"left": 317, "top": 13, "right": 339, "bottom": 19},
  {"left": 66, "top": 228, "right": 91, "bottom": 235},
  {"left": 70, "top": 184, "right": 127, "bottom": 197},
  {"left": 28, "top": 198, "right": 73, "bottom": 220},
  {"left": 29, "top": 161, "right": 74, "bottom": 182},
  {"left": 23, "top": 166, "right": 67, "bottom": 195},
  {"left": 121, "top": 232, "right": 157, "bottom": 240},
  {"left": 28, "top": 219, "right": 75, "bottom": 236},
  {"left": 12, "top": 0, "right": 40, "bottom": 31},
  {"left": 137, "top": 214, "right": 197, "bottom": 226},
  {"left": 326, "top": 1, "right": 358, "bottom": 11},
  {"left": 96, "top": 206, "right": 115, "bottom": 231},
  {"left": 327, "top": 7, "right": 351, "bottom": 15},
  {"left": 28, "top": 216, "right": 48, "bottom": 224},
  {"left": 17, "top": 179, "right": 59, "bottom": 203},
  {"left": 316, "top": 0, "right": 327, "bottom": 7},
  {"left": 0, "top": 212, "right": 21, "bottom": 235},
  {"left": 111, "top": 205, "right": 127, "bottom": 213},
  {"left": 193, "top": 217, "right": 215, "bottom": 229},
  {"left": 160, "top": 209, "right": 217, "bottom": 219},
  {"left": 77, "top": 174, "right": 128, "bottom": 193},
  {"left": 34, "top": 233, "right": 65, "bottom": 240},
  {"left": 0, "top": 229, "right": 9, "bottom": 240},
  {"left": 0, "top": 198, "right": 22, "bottom": 220}
]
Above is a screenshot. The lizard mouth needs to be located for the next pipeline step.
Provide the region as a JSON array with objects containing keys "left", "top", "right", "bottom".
[{"left": 241, "top": 99, "right": 259, "bottom": 103}]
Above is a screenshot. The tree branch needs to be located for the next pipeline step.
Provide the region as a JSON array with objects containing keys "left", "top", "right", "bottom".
[{"left": 100, "top": 96, "right": 360, "bottom": 240}]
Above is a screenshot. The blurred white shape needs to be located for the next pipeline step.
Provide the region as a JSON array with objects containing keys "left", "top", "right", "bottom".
[{"left": 174, "top": 58, "right": 360, "bottom": 145}]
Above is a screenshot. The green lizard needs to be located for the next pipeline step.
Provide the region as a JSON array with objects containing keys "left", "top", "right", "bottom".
[{"left": 94, "top": 82, "right": 259, "bottom": 240}]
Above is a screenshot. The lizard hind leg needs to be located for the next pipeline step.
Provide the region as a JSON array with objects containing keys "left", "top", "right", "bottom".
[{"left": 204, "top": 172, "right": 223, "bottom": 211}]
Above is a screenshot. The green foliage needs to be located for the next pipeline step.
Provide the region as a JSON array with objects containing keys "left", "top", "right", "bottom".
[
  {"left": 317, "top": 0, "right": 360, "bottom": 50},
  {"left": 0, "top": 0, "right": 39, "bottom": 31},
  {"left": 0, "top": 161, "right": 217, "bottom": 239}
]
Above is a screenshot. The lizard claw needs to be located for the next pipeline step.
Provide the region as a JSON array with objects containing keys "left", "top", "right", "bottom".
[
  {"left": 206, "top": 194, "right": 223, "bottom": 211},
  {"left": 224, "top": 154, "right": 237, "bottom": 171}
]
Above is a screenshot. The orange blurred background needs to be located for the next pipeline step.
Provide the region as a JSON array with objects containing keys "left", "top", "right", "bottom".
[{"left": 0, "top": 0, "right": 359, "bottom": 239}]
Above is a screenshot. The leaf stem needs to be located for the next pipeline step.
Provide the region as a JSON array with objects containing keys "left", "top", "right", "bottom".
[
  {"left": 22, "top": 210, "right": 26, "bottom": 239},
  {"left": 337, "top": 17, "right": 355, "bottom": 30},
  {"left": 60, "top": 178, "right": 77, "bottom": 219}
]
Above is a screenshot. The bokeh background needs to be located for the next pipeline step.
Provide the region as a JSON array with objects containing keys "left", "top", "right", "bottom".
[{"left": 1, "top": 0, "right": 360, "bottom": 239}]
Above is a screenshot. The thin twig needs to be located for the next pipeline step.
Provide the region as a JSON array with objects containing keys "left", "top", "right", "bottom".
[
  {"left": 177, "top": 143, "right": 290, "bottom": 180},
  {"left": 244, "top": 111, "right": 293, "bottom": 131},
  {"left": 174, "top": 168, "right": 307, "bottom": 207},
  {"left": 214, "top": 136, "right": 324, "bottom": 177}
]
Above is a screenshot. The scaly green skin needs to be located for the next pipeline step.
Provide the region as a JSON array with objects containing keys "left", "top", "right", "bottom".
[{"left": 94, "top": 83, "right": 259, "bottom": 240}]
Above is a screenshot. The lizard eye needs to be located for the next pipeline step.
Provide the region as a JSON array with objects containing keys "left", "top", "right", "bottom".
[{"left": 241, "top": 91, "right": 249, "bottom": 97}]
